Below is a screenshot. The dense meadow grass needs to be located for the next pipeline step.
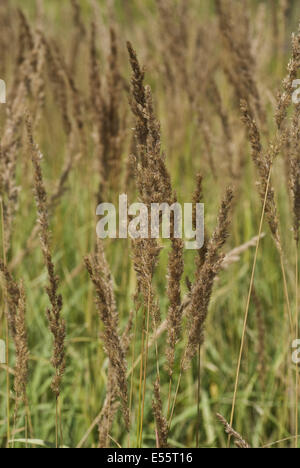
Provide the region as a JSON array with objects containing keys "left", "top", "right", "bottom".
[{"left": 0, "top": 0, "right": 300, "bottom": 448}]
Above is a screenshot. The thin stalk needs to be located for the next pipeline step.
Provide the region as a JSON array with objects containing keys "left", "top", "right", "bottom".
[
  {"left": 25, "top": 413, "right": 28, "bottom": 449},
  {"left": 262, "top": 435, "right": 300, "bottom": 448},
  {"left": 136, "top": 307, "right": 146, "bottom": 447},
  {"left": 55, "top": 397, "right": 59, "bottom": 448},
  {"left": 196, "top": 344, "right": 201, "bottom": 448},
  {"left": 128, "top": 306, "right": 138, "bottom": 448},
  {"left": 139, "top": 285, "right": 151, "bottom": 447},
  {"left": 152, "top": 302, "right": 161, "bottom": 444},
  {"left": 279, "top": 250, "right": 293, "bottom": 333},
  {"left": 296, "top": 245, "right": 299, "bottom": 448},
  {"left": 25, "top": 399, "right": 33, "bottom": 444},
  {"left": 59, "top": 396, "right": 63, "bottom": 447},
  {"left": 153, "top": 318, "right": 160, "bottom": 382},
  {"left": 168, "top": 371, "right": 182, "bottom": 430},
  {"left": 12, "top": 402, "right": 17, "bottom": 448},
  {"left": 167, "top": 378, "right": 172, "bottom": 420},
  {"left": 228, "top": 167, "right": 271, "bottom": 446},
  {"left": 5, "top": 319, "right": 10, "bottom": 447}
]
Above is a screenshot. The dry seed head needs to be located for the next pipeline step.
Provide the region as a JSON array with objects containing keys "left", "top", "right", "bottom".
[
  {"left": 14, "top": 281, "right": 29, "bottom": 404},
  {"left": 216, "top": 0, "right": 265, "bottom": 125},
  {"left": 152, "top": 379, "right": 169, "bottom": 448},
  {"left": 0, "top": 266, "right": 29, "bottom": 421},
  {"left": 166, "top": 235, "right": 184, "bottom": 377},
  {"left": 26, "top": 115, "right": 66, "bottom": 398},
  {"left": 276, "top": 24, "right": 300, "bottom": 130},
  {"left": 240, "top": 99, "right": 282, "bottom": 250},
  {"left": 182, "top": 187, "right": 234, "bottom": 369},
  {"left": 0, "top": 259, "right": 19, "bottom": 337},
  {"left": 290, "top": 156, "right": 300, "bottom": 244},
  {"left": 42, "top": 35, "right": 72, "bottom": 137},
  {"left": 217, "top": 413, "right": 250, "bottom": 448},
  {"left": 288, "top": 105, "right": 300, "bottom": 244},
  {"left": 84, "top": 243, "right": 129, "bottom": 430}
]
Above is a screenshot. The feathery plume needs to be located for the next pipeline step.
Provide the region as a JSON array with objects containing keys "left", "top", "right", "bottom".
[
  {"left": 26, "top": 116, "right": 66, "bottom": 398},
  {"left": 0, "top": 82, "right": 26, "bottom": 258},
  {"left": 90, "top": 25, "right": 125, "bottom": 200},
  {"left": 288, "top": 105, "right": 300, "bottom": 244},
  {"left": 0, "top": 259, "right": 19, "bottom": 337},
  {"left": 182, "top": 187, "right": 234, "bottom": 369},
  {"left": 14, "top": 281, "right": 29, "bottom": 408},
  {"left": 215, "top": 0, "right": 265, "bottom": 126},
  {"left": 69, "top": 0, "right": 86, "bottom": 76},
  {"left": 0, "top": 263, "right": 29, "bottom": 415},
  {"left": 97, "top": 313, "right": 133, "bottom": 448},
  {"left": 166, "top": 234, "right": 184, "bottom": 377},
  {"left": 240, "top": 99, "right": 282, "bottom": 251},
  {"left": 42, "top": 35, "right": 72, "bottom": 138},
  {"left": 152, "top": 379, "right": 169, "bottom": 448},
  {"left": 84, "top": 241, "right": 129, "bottom": 429}
]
